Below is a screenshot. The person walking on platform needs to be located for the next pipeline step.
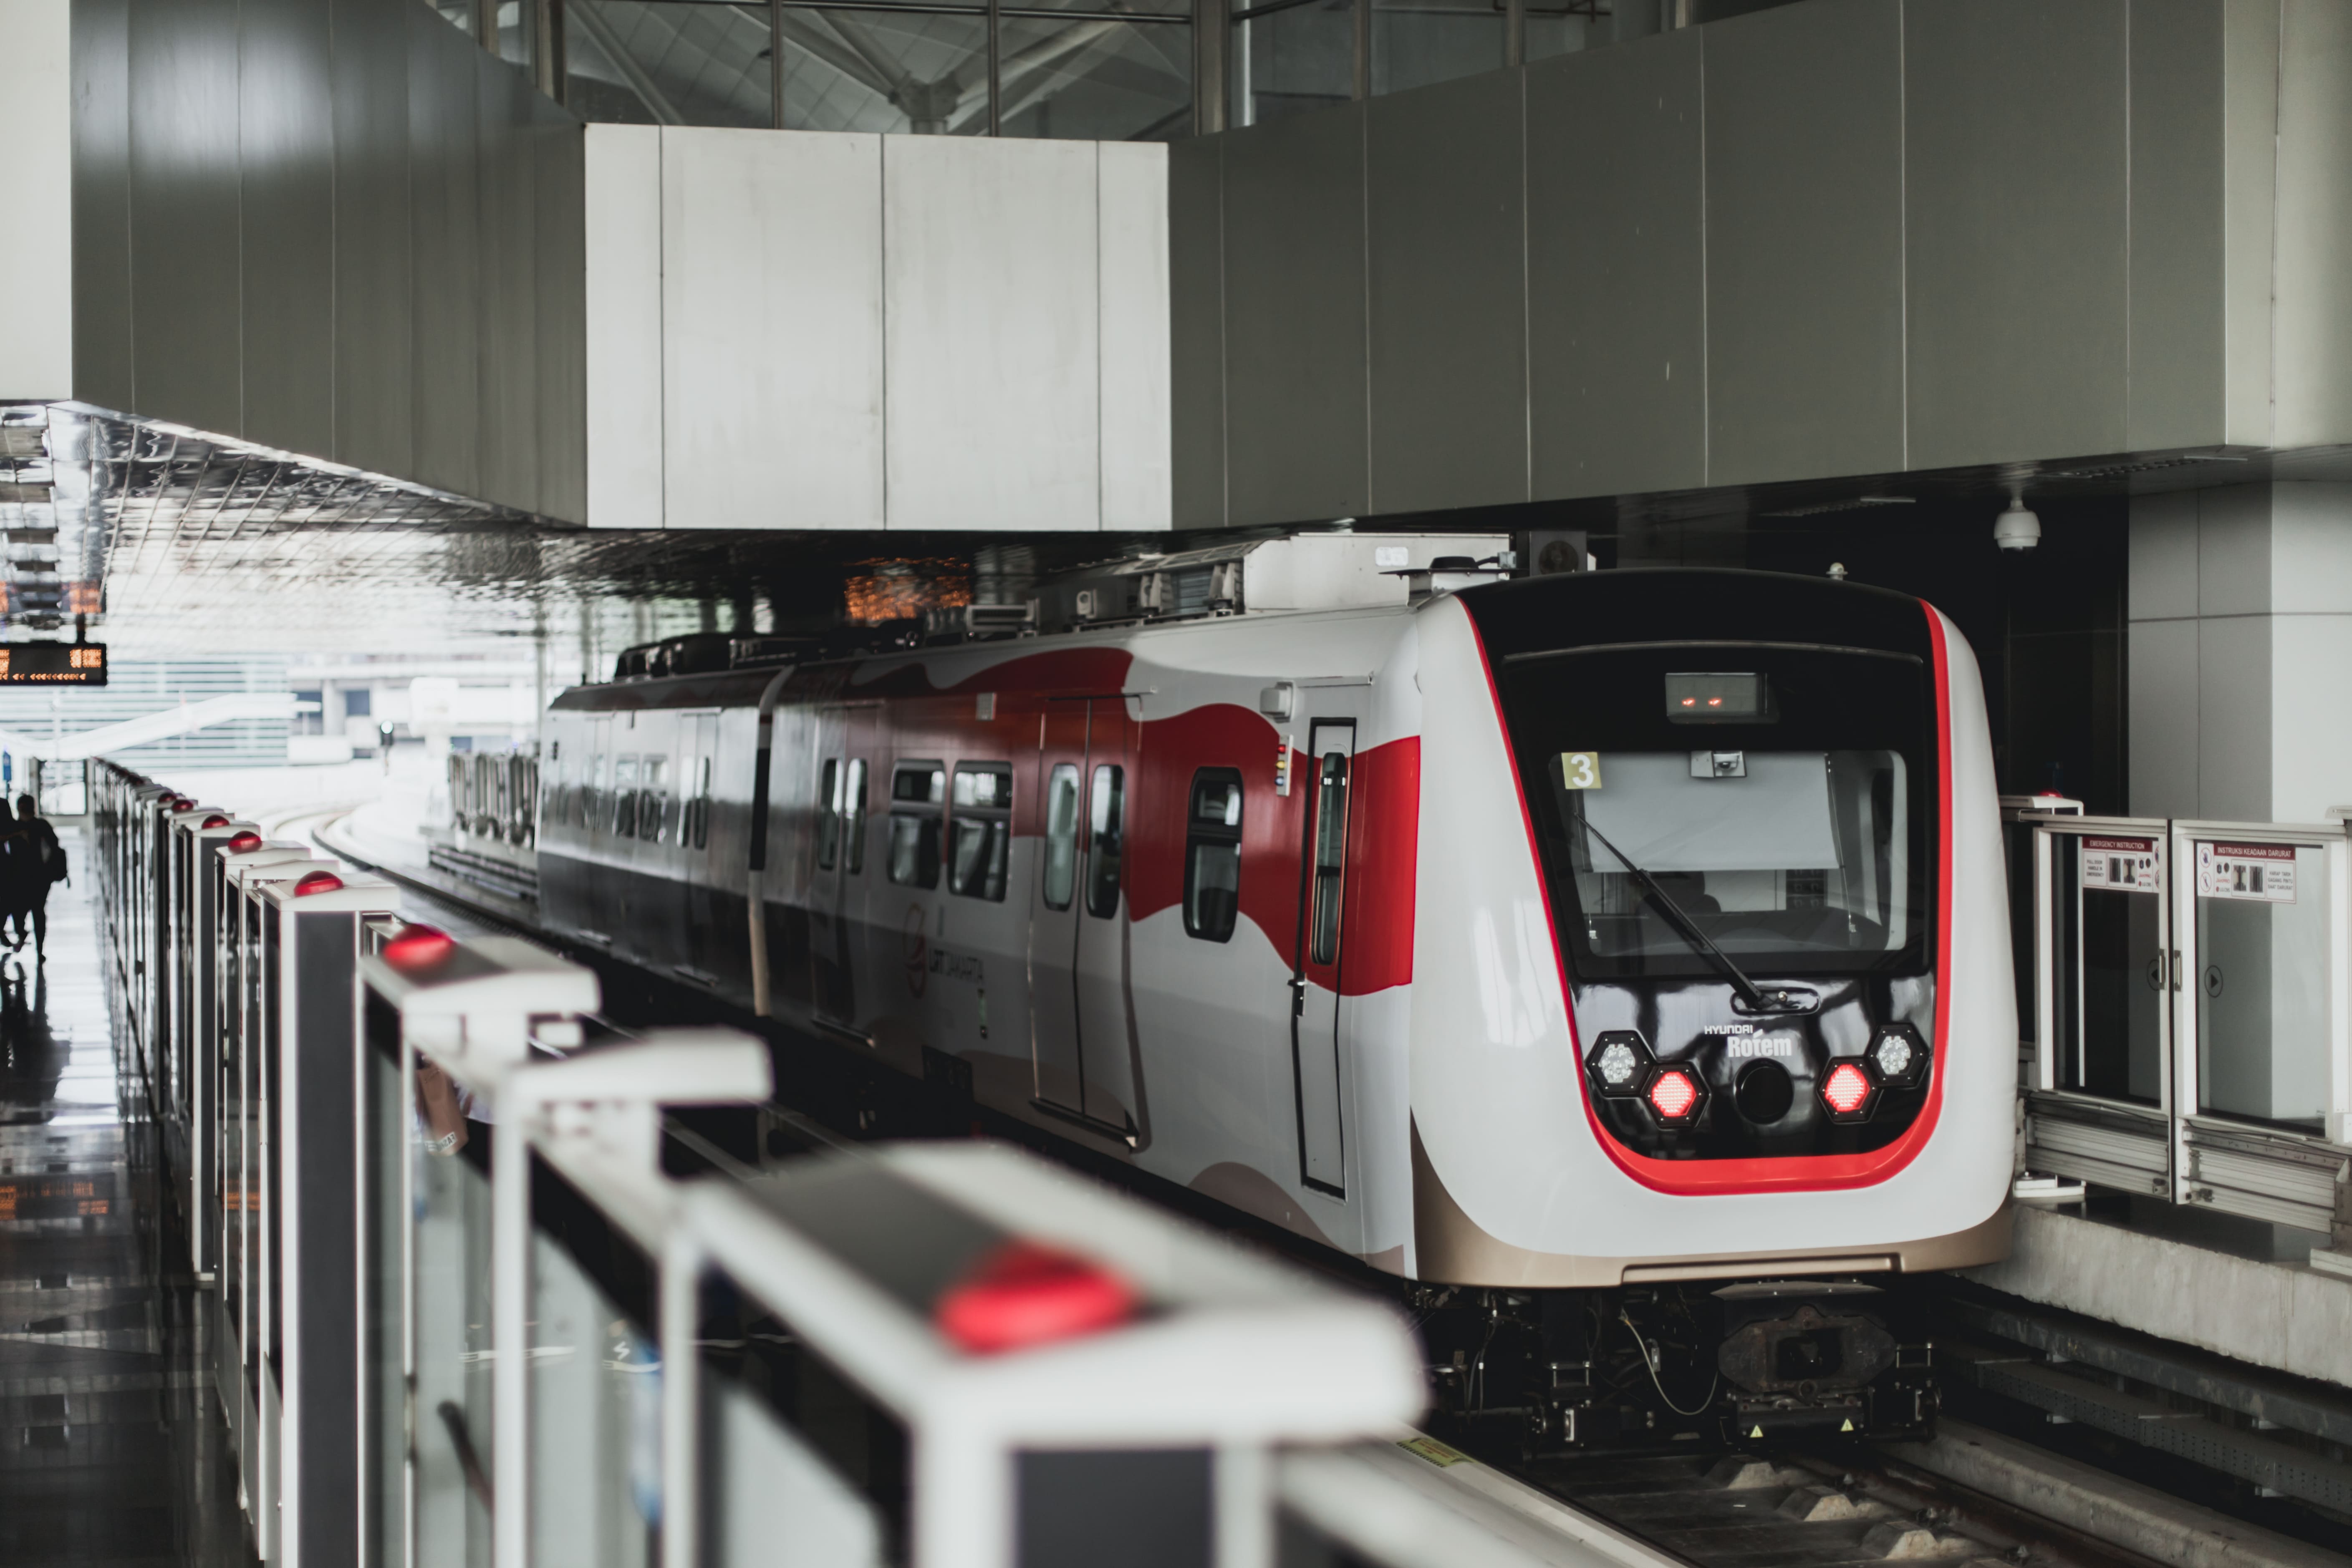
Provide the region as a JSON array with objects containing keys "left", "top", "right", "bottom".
[{"left": 2, "top": 798, "right": 63, "bottom": 960}]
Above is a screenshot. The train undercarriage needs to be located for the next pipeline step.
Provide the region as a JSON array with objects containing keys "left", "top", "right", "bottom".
[{"left": 1417, "top": 1279, "right": 1936, "bottom": 1456}]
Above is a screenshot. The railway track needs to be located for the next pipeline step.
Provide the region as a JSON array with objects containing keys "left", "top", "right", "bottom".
[
  {"left": 1506, "top": 1436, "right": 2140, "bottom": 1568},
  {"left": 311, "top": 810, "right": 2352, "bottom": 1568}
]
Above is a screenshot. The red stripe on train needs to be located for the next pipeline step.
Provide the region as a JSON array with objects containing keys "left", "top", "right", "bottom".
[{"left": 1124, "top": 702, "right": 1417, "bottom": 994}]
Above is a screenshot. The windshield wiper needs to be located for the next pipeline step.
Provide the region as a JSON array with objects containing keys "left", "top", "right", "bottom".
[{"left": 1577, "top": 818, "right": 1807, "bottom": 1015}]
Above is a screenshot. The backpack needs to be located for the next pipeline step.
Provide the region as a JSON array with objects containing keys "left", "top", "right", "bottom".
[{"left": 40, "top": 830, "right": 64, "bottom": 885}]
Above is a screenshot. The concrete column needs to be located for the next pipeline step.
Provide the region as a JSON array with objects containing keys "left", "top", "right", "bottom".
[{"left": 2129, "top": 482, "right": 2352, "bottom": 823}]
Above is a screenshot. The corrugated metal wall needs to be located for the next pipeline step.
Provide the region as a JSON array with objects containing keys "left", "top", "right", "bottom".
[
  {"left": 68, "top": 0, "right": 587, "bottom": 523},
  {"left": 1171, "top": 0, "right": 2339, "bottom": 530}
]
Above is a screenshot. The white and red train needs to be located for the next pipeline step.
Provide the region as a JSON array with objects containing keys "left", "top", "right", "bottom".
[{"left": 527, "top": 535, "right": 2015, "bottom": 1444}]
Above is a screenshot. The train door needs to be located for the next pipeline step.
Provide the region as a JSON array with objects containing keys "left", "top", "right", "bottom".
[
  {"left": 1030, "top": 704, "right": 1088, "bottom": 1112},
  {"left": 1074, "top": 705, "right": 1137, "bottom": 1133},
  {"left": 1290, "top": 716, "right": 1359, "bottom": 1196},
  {"left": 1030, "top": 700, "right": 1139, "bottom": 1139},
  {"left": 812, "top": 708, "right": 873, "bottom": 1030}
]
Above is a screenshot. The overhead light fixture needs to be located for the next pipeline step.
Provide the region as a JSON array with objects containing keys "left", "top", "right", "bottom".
[
  {"left": 1760, "top": 495, "right": 1917, "bottom": 519},
  {"left": 2047, "top": 452, "right": 2248, "bottom": 481},
  {"left": 1994, "top": 491, "right": 2041, "bottom": 552}
]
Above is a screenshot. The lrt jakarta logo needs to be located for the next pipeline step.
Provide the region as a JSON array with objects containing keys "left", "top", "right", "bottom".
[{"left": 903, "top": 905, "right": 928, "bottom": 998}]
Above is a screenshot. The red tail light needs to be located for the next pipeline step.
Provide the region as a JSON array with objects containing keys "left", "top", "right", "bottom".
[
  {"left": 201, "top": 814, "right": 230, "bottom": 829},
  {"left": 384, "top": 924, "right": 456, "bottom": 970},
  {"left": 293, "top": 869, "right": 345, "bottom": 896},
  {"left": 1821, "top": 1061, "right": 1875, "bottom": 1120},
  {"left": 934, "top": 1239, "right": 1139, "bottom": 1354},
  {"left": 227, "top": 831, "right": 262, "bottom": 852},
  {"left": 1645, "top": 1066, "right": 1702, "bottom": 1123}
]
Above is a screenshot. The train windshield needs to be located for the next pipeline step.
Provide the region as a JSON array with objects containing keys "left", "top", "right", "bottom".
[{"left": 1499, "top": 643, "right": 1936, "bottom": 980}]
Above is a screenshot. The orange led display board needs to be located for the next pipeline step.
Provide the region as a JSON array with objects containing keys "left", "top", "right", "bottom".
[{"left": 0, "top": 643, "right": 107, "bottom": 686}]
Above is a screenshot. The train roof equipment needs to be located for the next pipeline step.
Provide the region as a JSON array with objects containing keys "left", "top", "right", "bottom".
[{"left": 603, "top": 531, "right": 1513, "bottom": 681}]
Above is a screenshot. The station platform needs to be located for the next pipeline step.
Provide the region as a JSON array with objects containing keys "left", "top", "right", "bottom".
[
  {"left": 1966, "top": 1195, "right": 2352, "bottom": 1390},
  {"left": 0, "top": 830, "right": 250, "bottom": 1566}
]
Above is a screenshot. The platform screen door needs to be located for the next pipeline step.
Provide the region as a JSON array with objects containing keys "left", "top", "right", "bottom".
[{"left": 1291, "top": 720, "right": 1357, "bottom": 1196}]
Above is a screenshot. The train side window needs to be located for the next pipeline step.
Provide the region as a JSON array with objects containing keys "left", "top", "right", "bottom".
[
  {"left": 1041, "top": 764, "right": 1080, "bottom": 911},
  {"left": 540, "top": 746, "right": 562, "bottom": 824},
  {"left": 643, "top": 756, "right": 671, "bottom": 845},
  {"left": 1085, "top": 765, "right": 1124, "bottom": 919},
  {"left": 843, "top": 760, "right": 868, "bottom": 873},
  {"left": 1309, "top": 752, "right": 1350, "bottom": 965},
  {"left": 887, "top": 763, "right": 944, "bottom": 889},
  {"left": 817, "top": 760, "right": 841, "bottom": 871},
  {"left": 1184, "top": 769, "right": 1243, "bottom": 942},
  {"left": 690, "top": 757, "right": 713, "bottom": 851},
  {"left": 613, "top": 756, "right": 640, "bottom": 838},
  {"left": 949, "top": 764, "right": 1012, "bottom": 902},
  {"left": 582, "top": 752, "right": 609, "bottom": 832}
]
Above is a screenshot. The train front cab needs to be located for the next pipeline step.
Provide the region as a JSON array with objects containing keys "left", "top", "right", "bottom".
[{"left": 1408, "top": 571, "right": 2016, "bottom": 1448}]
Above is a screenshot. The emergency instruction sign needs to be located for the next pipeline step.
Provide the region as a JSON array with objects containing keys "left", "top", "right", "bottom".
[
  {"left": 2081, "top": 836, "right": 2158, "bottom": 892},
  {"left": 2196, "top": 842, "right": 2297, "bottom": 904}
]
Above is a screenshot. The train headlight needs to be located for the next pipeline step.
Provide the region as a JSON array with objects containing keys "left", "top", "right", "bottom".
[
  {"left": 1820, "top": 1060, "right": 1878, "bottom": 1122},
  {"left": 1585, "top": 1030, "right": 1653, "bottom": 1098},
  {"left": 1645, "top": 1066, "right": 1705, "bottom": 1126},
  {"left": 1868, "top": 1023, "right": 1928, "bottom": 1089}
]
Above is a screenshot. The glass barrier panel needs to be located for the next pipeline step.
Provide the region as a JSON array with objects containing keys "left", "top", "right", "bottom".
[
  {"left": 414, "top": 1104, "right": 497, "bottom": 1568},
  {"left": 209, "top": 871, "right": 234, "bottom": 1281},
  {"left": 567, "top": 0, "right": 777, "bottom": 128},
  {"left": 1232, "top": 0, "right": 1353, "bottom": 127},
  {"left": 2194, "top": 840, "right": 2331, "bottom": 1134},
  {"left": 239, "top": 897, "right": 266, "bottom": 1376},
  {"left": 529, "top": 1155, "right": 661, "bottom": 1567},
  {"left": 1371, "top": 0, "right": 1499, "bottom": 94},
  {"left": 362, "top": 994, "right": 409, "bottom": 1568},
  {"left": 807, "top": 10, "right": 991, "bottom": 134},
  {"left": 2003, "top": 818, "right": 2037, "bottom": 1066},
  {"left": 220, "top": 899, "right": 246, "bottom": 1348},
  {"left": 263, "top": 914, "right": 283, "bottom": 1390},
  {"left": 1522, "top": 2, "right": 1602, "bottom": 62},
  {"left": 997, "top": 16, "right": 1192, "bottom": 140},
  {"left": 698, "top": 1270, "right": 907, "bottom": 1567},
  {"left": 2053, "top": 833, "right": 2163, "bottom": 1103}
]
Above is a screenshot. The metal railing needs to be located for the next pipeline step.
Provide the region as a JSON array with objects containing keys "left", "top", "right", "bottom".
[{"left": 2008, "top": 801, "right": 2352, "bottom": 1246}]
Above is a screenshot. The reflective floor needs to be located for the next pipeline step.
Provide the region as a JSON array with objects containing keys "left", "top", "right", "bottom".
[{"left": 0, "top": 831, "right": 252, "bottom": 1566}]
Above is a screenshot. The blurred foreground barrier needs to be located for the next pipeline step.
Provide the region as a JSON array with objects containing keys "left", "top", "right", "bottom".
[
  {"left": 366, "top": 933, "right": 1427, "bottom": 1568},
  {"left": 93, "top": 757, "right": 1494, "bottom": 1568}
]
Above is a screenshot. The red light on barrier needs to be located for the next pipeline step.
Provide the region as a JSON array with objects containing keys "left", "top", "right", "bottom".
[
  {"left": 384, "top": 924, "right": 456, "bottom": 970},
  {"left": 227, "top": 832, "right": 262, "bottom": 852},
  {"left": 293, "top": 870, "right": 345, "bottom": 896},
  {"left": 934, "top": 1240, "right": 1139, "bottom": 1354},
  {"left": 201, "top": 815, "right": 229, "bottom": 829},
  {"left": 1822, "top": 1061, "right": 1874, "bottom": 1118},
  {"left": 1646, "top": 1066, "right": 1701, "bottom": 1121}
]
